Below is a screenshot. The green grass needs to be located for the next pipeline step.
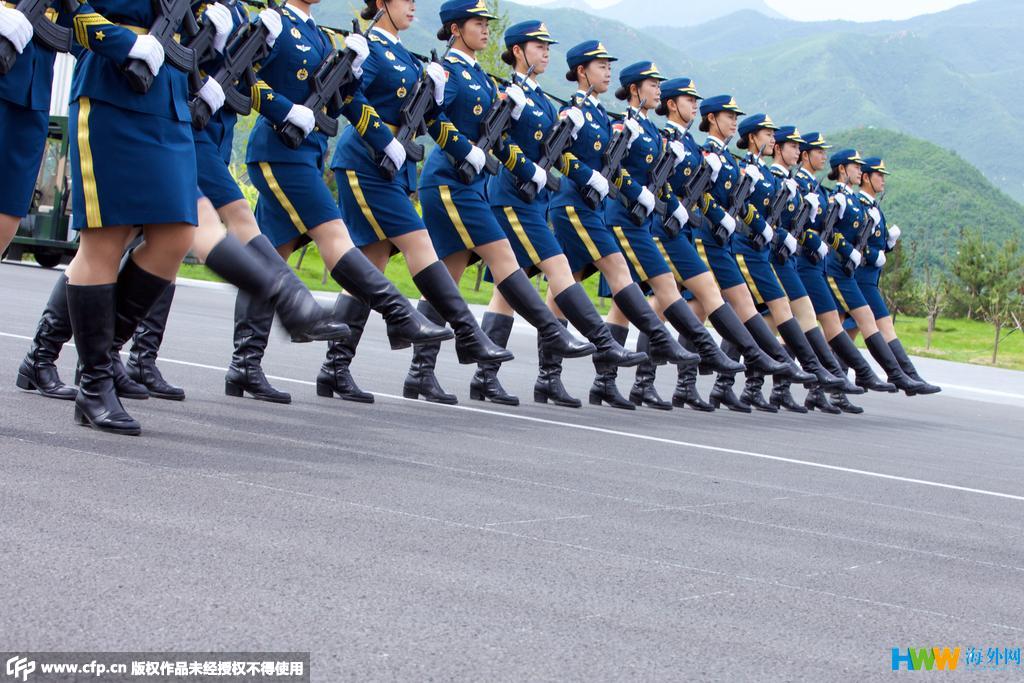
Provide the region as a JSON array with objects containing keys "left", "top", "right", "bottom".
[
  {"left": 178, "top": 244, "right": 614, "bottom": 313},
  {"left": 886, "top": 315, "right": 1024, "bottom": 371}
]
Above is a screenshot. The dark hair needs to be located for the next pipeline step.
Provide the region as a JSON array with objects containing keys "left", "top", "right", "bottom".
[
  {"left": 360, "top": 0, "right": 376, "bottom": 21},
  {"left": 437, "top": 18, "right": 469, "bottom": 42},
  {"left": 501, "top": 46, "right": 516, "bottom": 67},
  {"left": 565, "top": 65, "right": 581, "bottom": 82},
  {"left": 655, "top": 94, "right": 680, "bottom": 117},
  {"left": 827, "top": 168, "right": 839, "bottom": 181},
  {"left": 698, "top": 113, "right": 712, "bottom": 133},
  {"left": 737, "top": 135, "right": 750, "bottom": 150}
]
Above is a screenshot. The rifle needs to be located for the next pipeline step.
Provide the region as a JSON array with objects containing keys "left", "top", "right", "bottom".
[
  {"left": 277, "top": 9, "right": 383, "bottom": 149},
  {"left": 812, "top": 187, "right": 843, "bottom": 264},
  {"left": 725, "top": 140, "right": 770, "bottom": 249},
  {"left": 375, "top": 35, "right": 455, "bottom": 181},
  {"left": 579, "top": 99, "right": 645, "bottom": 210},
  {"left": 845, "top": 191, "right": 883, "bottom": 276},
  {"left": 454, "top": 64, "right": 535, "bottom": 184},
  {"left": 0, "top": 0, "right": 72, "bottom": 74},
  {"left": 512, "top": 85, "right": 593, "bottom": 203},
  {"left": 768, "top": 166, "right": 801, "bottom": 264},
  {"left": 189, "top": 1, "right": 281, "bottom": 130},
  {"left": 634, "top": 129, "right": 682, "bottom": 236},
  {"left": 123, "top": 0, "right": 199, "bottom": 94}
]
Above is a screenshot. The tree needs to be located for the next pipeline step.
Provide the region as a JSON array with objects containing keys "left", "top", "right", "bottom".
[
  {"left": 977, "top": 238, "right": 1024, "bottom": 364},
  {"left": 945, "top": 228, "right": 990, "bottom": 319},
  {"left": 477, "top": 0, "right": 510, "bottom": 77},
  {"left": 917, "top": 264, "right": 948, "bottom": 350},
  {"left": 881, "top": 240, "right": 915, "bottom": 322}
]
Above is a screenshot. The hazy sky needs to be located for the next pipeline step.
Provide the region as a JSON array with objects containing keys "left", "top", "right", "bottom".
[{"left": 521, "top": 0, "right": 978, "bottom": 22}]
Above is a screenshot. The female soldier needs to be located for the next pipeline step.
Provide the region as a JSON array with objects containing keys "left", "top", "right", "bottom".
[
  {"left": 792, "top": 133, "right": 893, "bottom": 413},
  {"left": 625, "top": 78, "right": 804, "bottom": 412},
  {"left": 849, "top": 156, "right": 940, "bottom": 394},
  {"left": 717, "top": 114, "right": 845, "bottom": 413},
  {"left": 689, "top": 95, "right": 812, "bottom": 413},
  {"left": 468, "top": 20, "right": 645, "bottom": 407},
  {"left": 405, "top": 0, "right": 598, "bottom": 405},
  {"left": 324, "top": 0, "right": 522, "bottom": 406},
  {"left": 821, "top": 149, "right": 923, "bottom": 394}
]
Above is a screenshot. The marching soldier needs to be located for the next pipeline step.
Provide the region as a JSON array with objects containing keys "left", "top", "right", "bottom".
[
  {"left": 405, "top": 0, "right": 598, "bottom": 405},
  {"left": 850, "top": 156, "right": 940, "bottom": 394},
  {"left": 469, "top": 20, "right": 645, "bottom": 407}
]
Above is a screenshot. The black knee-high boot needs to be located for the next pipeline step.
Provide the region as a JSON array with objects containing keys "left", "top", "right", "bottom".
[
  {"left": 410, "top": 261, "right": 511, "bottom": 364},
  {"left": 17, "top": 273, "right": 76, "bottom": 400},
  {"left": 771, "top": 378, "right": 808, "bottom": 413},
  {"left": 629, "top": 333, "right": 671, "bottom": 409},
  {"left": 534, "top": 320, "right": 581, "bottom": 408},
  {"left": 864, "top": 332, "right": 926, "bottom": 394},
  {"left": 806, "top": 326, "right": 863, "bottom": 394},
  {"left": 67, "top": 284, "right": 141, "bottom": 435},
  {"left": 706, "top": 304, "right": 788, "bottom": 377},
  {"left": 743, "top": 314, "right": 816, "bottom": 385},
  {"left": 663, "top": 300, "right": 744, "bottom": 375},
  {"left": 225, "top": 289, "right": 291, "bottom": 403},
  {"left": 776, "top": 318, "right": 846, "bottom": 391},
  {"left": 317, "top": 295, "right": 374, "bottom": 403},
  {"left": 709, "top": 340, "right": 751, "bottom": 413},
  {"left": 612, "top": 284, "right": 695, "bottom": 367},
  {"left": 828, "top": 332, "right": 895, "bottom": 393},
  {"left": 888, "top": 339, "right": 941, "bottom": 395},
  {"left": 554, "top": 284, "right": 645, "bottom": 367},
  {"left": 496, "top": 270, "right": 594, "bottom": 359},
  {"left": 589, "top": 324, "right": 635, "bottom": 409},
  {"left": 805, "top": 387, "right": 842, "bottom": 414},
  {"left": 470, "top": 312, "right": 519, "bottom": 405},
  {"left": 403, "top": 301, "right": 458, "bottom": 404},
  {"left": 673, "top": 337, "right": 714, "bottom": 411},
  {"left": 126, "top": 284, "right": 184, "bottom": 400}
]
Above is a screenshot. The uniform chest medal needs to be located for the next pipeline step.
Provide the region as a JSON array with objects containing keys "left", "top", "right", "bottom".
[
  {"left": 296, "top": 68, "right": 308, "bottom": 81},
  {"left": 290, "top": 27, "right": 301, "bottom": 39},
  {"left": 473, "top": 104, "right": 483, "bottom": 116},
  {"left": 585, "top": 111, "right": 593, "bottom": 122},
  {"left": 534, "top": 130, "right": 544, "bottom": 141},
  {"left": 724, "top": 180, "right": 732, "bottom": 190},
  {"left": 462, "top": 70, "right": 472, "bottom": 80},
  {"left": 594, "top": 140, "right": 602, "bottom": 151},
  {"left": 645, "top": 154, "right": 654, "bottom": 164},
  {"left": 853, "top": 221, "right": 860, "bottom": 228},
  {"left": 396, "top": 86, "right": 407, "bottom": 98},
  {"left": 684, "top": 167, "right": 692, "bottom": 176},
  {"left": 385, "top": 50, "right": 396, "bottom": 61}
]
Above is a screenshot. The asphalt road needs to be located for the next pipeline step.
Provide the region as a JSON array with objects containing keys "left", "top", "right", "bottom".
[{"left": 2, "top": 263, "right": 1023, "bottom": 681}]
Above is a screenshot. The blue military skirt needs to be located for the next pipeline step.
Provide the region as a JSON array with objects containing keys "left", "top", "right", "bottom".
[
  {"left": 853, "top": 271, "right": 890, "bottom": 319},
  {"left": 336, "top": 167, "right": 426, "bottom": 247},
  {"left": 550, "top": 201, "right": 621, "bottom": 278},
  {"left": 651, "top": 216, "right": 710, "bottom": 285},
  {"left": 247, "top": 160, "right": 342, "bottom": 248},
  {"left": 732, "top": 237, "right": 786, "bottom": 305},
  {"left": 825, "top": 254, "right": 869, "bottom": 313},
  {"left": 691, "top": 222, "right": 746, "bottom": 290},
  {"left": 605, "top": 203, "right": 672, "bottom": 285},
  {"left": 0, "top": 98, "right": 48, "bottom": 217},
  {"left": 69, "top": 97, "right": 198, "bottom": 230},
  {"left": 493, "top": 201, "right": 563, "bottom": 274},
  {"left": 795, "top": 253, "right": 838, "bottom": 314},
  {"left": 420, "top": 182, "right": 507, "bottom": 261},
  {"left": 773, "top": 255, "right": 809, "bottom": 300},
  {"left": 195, "top": 133, "right": 244, "bottom": 210}
]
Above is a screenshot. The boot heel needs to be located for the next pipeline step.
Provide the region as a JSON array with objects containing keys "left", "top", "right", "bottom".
[
  {"left": 315, "top": 381, "right": 335, "bottom": 398},
  {"left": 804, "top": 400, "right": 816, "bottom": 412},
  {"left": 629, "top": 393, "right": 643, "bottom": 406},
  {"left": 469, "top": 386, "right": 485, "bottom": 402},
  {"left": 15, "top": 371, "right": 36, "bottom": 391},
  {"left": 390, "top": 339, "right": 411, "bottom": 351},
  {"left": 588, "top": 391, "right": 603, "bottom": 406},
  {"left": 709, "top": 396, "right": 722, "bottom": 409},
  {"left": 225, "top": 380, "right": 245, "bottom": 398},
  {"left": 73, "top": 405, "right": 88, "bottom": 426},
  {"left": 402, "top": 386, "right": 420, "bottom": 400},
  {"left": 533, "top": 390, "right": 549, "bottom": 404}
]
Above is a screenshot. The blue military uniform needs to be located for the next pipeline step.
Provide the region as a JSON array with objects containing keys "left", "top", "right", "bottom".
[
  {"left": 732, "top": 113, "right": 787, "bottom": 306},
  {"left": 193, "top": 0, "right": 248, "bottom": 209},
  {"left": 331, "top": 25, "right": 433, "bottom": 247},
  {"left": 767, "top": 126, "right": 810, "bottom": 302},
  {"left": 419, "top": 1, "right": 538, "bottom": 262},
  {"left": 853, "top": 156, "right": 894, "bottom": 320},
  {"left": 0, "top": 0, "right": 59, "bottom": 217},
  {"left": 823, "top": 148, "right": 870, "bottom": 313},
  {"left": 792, "top": 131, "right": 838, "bottom": 314},
  {"left": 549, "top": 40, "right": 637, "bottom": 278},
  {"left": 245, "top": 4, "right": 354, "bottom": 246},
  {"left": 63, "top": 0, "right": 198, "bottom": 229}
]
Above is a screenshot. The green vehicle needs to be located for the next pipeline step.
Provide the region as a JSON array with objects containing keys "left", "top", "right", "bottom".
[{"left": 4, "top": 115, "right": 78, "bottom": 269}]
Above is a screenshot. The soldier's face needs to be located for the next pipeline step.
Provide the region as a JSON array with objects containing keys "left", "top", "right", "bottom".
[
  {"left": 844, "top": 163, "right": 863, "bottom": 185},
  {"left": 635, "top": 78, "right": 661, "bottom": 108},
  {"left": 384, "top": 0, "right": 415, "bottom": 30},
  {"left": 520, "top": 41, "right": 550, "bottom": 75},
  {"left": 751, "top": 128, "right": 774, "bottom": 154},
  {"left": 809, "top": 148, "right": 826, "bottom": 170},
  {"left": 870, "top": 172, "right": 886, "bottom": 193},
  {"left": 715, "top": 112, "right": 738, "bottom": 137},
  {"left": 586, "top": 59, "right": 612, "bottom": 94},
  {"left": 779, "top": 140, "right": 800, "bottom": 166},
  {"left": 458, "top": 17, "right": 490, "bottom": 51}
]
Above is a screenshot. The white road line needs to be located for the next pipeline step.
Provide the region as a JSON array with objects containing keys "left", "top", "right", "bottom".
[{"left": 2, "top": 329, "right": 1022, "bottom": 503}]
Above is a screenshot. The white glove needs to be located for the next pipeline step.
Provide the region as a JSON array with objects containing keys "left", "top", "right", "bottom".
[
  {"left": 873, "top": 250, "right": 886, "bottom": 267},
  {"left": 585, "top": 171, "right": 609, "bottom": 200},
  {"left": 464, "top": 145, "right": 486, "bottom": 174},
  {"left": 744, "top": 164, "right": 763, "bottom": 184},
  {"left": 849, "top": 248, "right": 862, "bottom": 268},
  {"left": 636, "top": 186, "right": 656, "bottom": 216},
  {"left": 505, "top": 83, "right": 527, "bottom": 121},
  {"left": 259, "top": 9, "right": 282, "bottom": 47},
  {"left": 671, "top": 203, "right": 689, "bottom": 226},
  {"left": 867, "top": 206, "right": 881, "bottom": 225},
  {"left": 704, "top": 152, "right": 723, "bottom": 182},
  {"left": 344, "top": 32, "right": 369, "bottom": 73},
  {"left": 624, "top": 118, "right": 642, "bottom": 148},
  {"left": 425, "top": 61, "right": 446, "bottom": 106},
  {"left": 834, "top": 191, "right": 848, "bottom": 218},
  {"left": 803, "top": 192, "right": 819, "bottom": 215},
  {"left": 127, "top": 34, "right": 165, "bottom": 77},
  {"left": 783, "top": 232, "right": 798, "bottom": 255},
  {"left": 887, "top": 224, "right": 901, "bottom": 249},
  {"left": 197, "top": 77, "right": 225, "bottom": 114},
  {"left": 204, "top": 3, "right": 234, "bottom": 53},
  {"left": 816, "top": 242, "right": 829, "bottom": 260},
  {"left": 564, "top": 107, "right": 584, "bottom": 138},
  {"left": 760, "top": 224, "right": 775, "bottom": 244},
  {"left": 285, "top": 104, "right": 316, "bottom": 136},
  {"left": 719, "top": 213, "right": 737, "bottom": 236},
  {"left": 530, "top": 165, "right": 548, "bottom": 194},
  {"left": 668, "top": 140, "right": 687, "bottom": 166},
  {"left": 784, "top": 178, "right": 798, "bottom": 200},
  {"left": 383, "top": 138, "right": 406, "bottom": 169},
  {"left": 0, "top": 5, "right": 34, "bottom": 54}
]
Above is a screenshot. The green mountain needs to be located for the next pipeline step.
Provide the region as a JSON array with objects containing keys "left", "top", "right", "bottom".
[{"left": 820, "top": 128, "right": 1024, "bottom": 269}]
